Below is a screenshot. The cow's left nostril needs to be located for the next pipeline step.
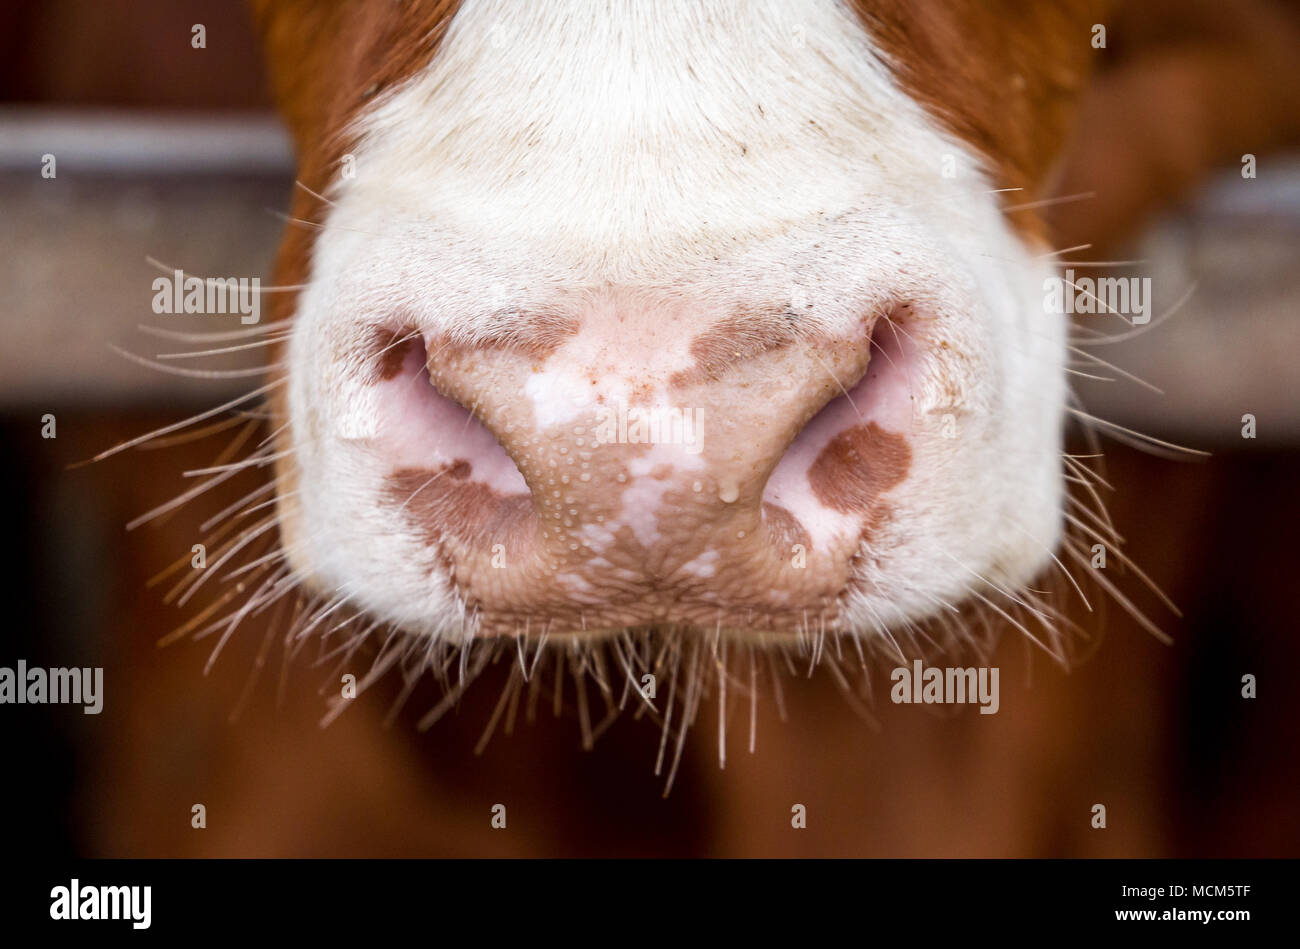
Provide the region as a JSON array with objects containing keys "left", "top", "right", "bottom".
[{"left": 763, "top": 310, "right": 913, "bottom": 510}]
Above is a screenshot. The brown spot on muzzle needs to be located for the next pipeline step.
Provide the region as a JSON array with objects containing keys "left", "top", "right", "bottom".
[
  {"left": 807, "top": 422, "right": 911, "bottom": 515},
  {"left": 670, "top": 313, "right": 797, "bottom": 388},
  {"left": 385, "top": 464, "right": 534, "bottom": 558},
  {"left": 427, "top": 310, "right": 580, "bottom": 368},
  {"left": 365, "top": 325, "right": 419, "bottom": 382},
  {"left": 762, "top": 503, "right": 812, "bottom": 554}
]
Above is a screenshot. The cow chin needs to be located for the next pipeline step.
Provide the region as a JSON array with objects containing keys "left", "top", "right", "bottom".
[{"left": 268, "top": 0, "right": 1068, "bottom": 647}]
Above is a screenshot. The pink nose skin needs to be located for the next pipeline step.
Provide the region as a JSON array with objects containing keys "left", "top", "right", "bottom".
[{"left": 369, "top": 297, "right": 917, "bottom": 639}]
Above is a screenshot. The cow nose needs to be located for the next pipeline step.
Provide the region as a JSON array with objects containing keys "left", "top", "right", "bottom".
[{"left": 375, "top": 304, "right": 915, "bottom": 638}]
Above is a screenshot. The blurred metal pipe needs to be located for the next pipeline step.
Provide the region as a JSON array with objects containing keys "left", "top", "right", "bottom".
[{"left": 0, "top": 107, "right": 293, "bottom": 175}]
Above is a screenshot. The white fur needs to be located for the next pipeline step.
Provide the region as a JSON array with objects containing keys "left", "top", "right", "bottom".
[{"left": 282, "top": 0, "right": 1066, "bottom": 641}]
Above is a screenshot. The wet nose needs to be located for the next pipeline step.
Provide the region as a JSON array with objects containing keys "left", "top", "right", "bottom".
[{"left": 380, "top": 303, "right": 914, "bottom": 637}]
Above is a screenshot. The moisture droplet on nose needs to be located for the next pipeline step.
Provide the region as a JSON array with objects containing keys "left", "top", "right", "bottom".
[{"left": 718, "top": 480, "right": 739, "bottom": 503}]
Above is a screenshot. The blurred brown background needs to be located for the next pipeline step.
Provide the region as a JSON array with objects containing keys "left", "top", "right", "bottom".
[{"left": 1, "top": 0, "right": 1297, "bottom": 857}]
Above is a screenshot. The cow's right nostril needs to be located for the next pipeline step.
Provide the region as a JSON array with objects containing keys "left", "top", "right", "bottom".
[
  {"left": 372, "top": 330, "right": 528, "bottom": 497},
  {"left": 368, "top": 330, "right": 535, "bottom": 565}
]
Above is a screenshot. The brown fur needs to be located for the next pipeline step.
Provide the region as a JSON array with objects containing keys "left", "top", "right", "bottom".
[{"left": 850, "top": 0, "right": 1112, "bottom": 238}]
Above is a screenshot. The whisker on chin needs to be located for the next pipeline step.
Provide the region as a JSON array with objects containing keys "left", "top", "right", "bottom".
[
  {"left": 137, "top": 319, "right": 292, "bottom": 343},
  {"left": 110, "top": 344, "right": 284, "bottom": 380},
  {"left": 155, "top": 332, "right": 294, "bottom": 361},
  {"left": 85, "top": 378, "right": 284, "bottom": 465},
  {"left": 1069, "top": 281, "right": 1198, "bottom": 346}
]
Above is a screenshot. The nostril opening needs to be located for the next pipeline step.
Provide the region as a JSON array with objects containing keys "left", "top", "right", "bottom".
[
  {"left": 762, "top": 309, "right": 914, "bottom": 518},
  {"left": 373, "top": 329, "right": 529, "bottom": 496},
  {"left": 767, "top": 313, "right": 891, "bottom": 470}
]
